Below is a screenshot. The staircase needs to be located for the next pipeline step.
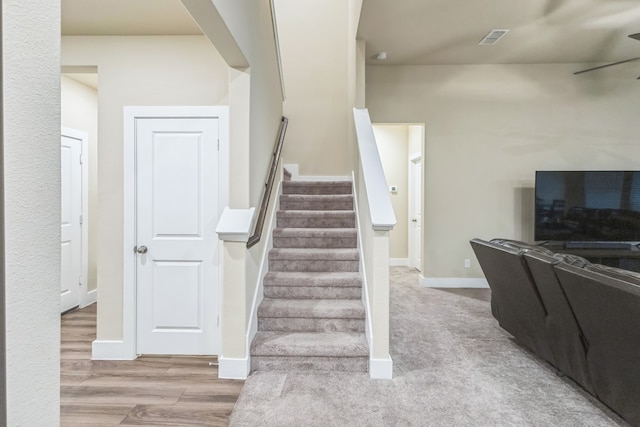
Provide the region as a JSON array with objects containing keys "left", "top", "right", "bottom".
[{"left": 250, "top": 180, "right": 369, "bottom": 373}]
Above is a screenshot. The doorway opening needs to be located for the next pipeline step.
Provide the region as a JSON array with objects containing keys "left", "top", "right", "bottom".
[
  {"left": 372, "top": 123, "right": 425, "bottom": 271},
  {"left": 61, "top": 68, "right": 98, "bottom": 313}
]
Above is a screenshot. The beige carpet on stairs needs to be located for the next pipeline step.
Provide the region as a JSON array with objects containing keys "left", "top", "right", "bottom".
[{"left": 250, "top": 180, "right": 369, "bottom": 373}]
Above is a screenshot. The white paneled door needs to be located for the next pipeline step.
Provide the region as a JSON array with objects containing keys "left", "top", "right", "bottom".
[
  {"left": 61, "top": 133, "right": 83, "bottom": 313},
  {"left": 135, "top": 116, "right": 220, "bottom": 355}
]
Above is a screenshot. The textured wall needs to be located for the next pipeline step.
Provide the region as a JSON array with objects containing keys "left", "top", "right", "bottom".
[{"left": 3, "top": 0, "right": 61, "bottom": 422}]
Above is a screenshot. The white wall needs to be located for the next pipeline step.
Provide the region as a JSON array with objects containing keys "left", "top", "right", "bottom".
[
  {"left": 61, "top": 75, "right": 98, "bottom": 293},
  {"left": 62, "top": 35, "right": 229, "bottom": 341},
  {"left": 367, "top": 64, "right": 640, "bottom": 279},
  {"left": 373, "top": 125, "right": 409, "bottom": 259},
  {"left": 3, "top": 0, "right": 61, "bottom": 422}
]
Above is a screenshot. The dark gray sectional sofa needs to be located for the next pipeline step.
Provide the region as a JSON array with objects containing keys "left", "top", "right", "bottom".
[{"left": 470, "top": 238, "right": 640, "bottom": 426}]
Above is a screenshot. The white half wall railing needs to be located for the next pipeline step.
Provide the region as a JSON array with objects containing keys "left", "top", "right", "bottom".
[{"left": 353, "top": 108, "right": 396, "bottom": 379}]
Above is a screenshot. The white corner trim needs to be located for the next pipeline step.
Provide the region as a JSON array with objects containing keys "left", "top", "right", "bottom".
[
  {"left": 218, "top": 355, "right": 250, "bottom": 379},
  {"left": 420, "top": 276, "right": 489, "bottom": 288},
  {"left": 91, "top": 340, "right": 137, "bottom": 360},
  {"left": 283, "top": 163, "right": 299, "bottom": 180},
  {"left": 389, "top": 258, "right": 410, "bottom": 267},
  {"left": 216, "top": 207, "right": 256, "bottom": 242},
  {"left": 370, "top": 355, "right": 393, "bottom": 379},
  {"left": 81, "top": 289, "right": 97, "bottom": 308}
]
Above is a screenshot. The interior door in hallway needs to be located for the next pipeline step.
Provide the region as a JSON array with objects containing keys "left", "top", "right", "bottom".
[
  {"left": 135, "top": 116, "right": 220, "bottom": 355},
  {"left": 61, "top": 132, "right": 83, "bottom": 313},
  {"left": 410, "top": 157, "right": 422, "bottom": 271}
]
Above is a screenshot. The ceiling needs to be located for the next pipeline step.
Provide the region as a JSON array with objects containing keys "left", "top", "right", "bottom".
[
  {"left": 61, "top": 0, "right": 202, "bottom": 36},
  {"left": 62, "top": 0, "right": 640, "bottom": 68},
  {"left": 358, "top": 0, "right": 640, "bottom": 65}
]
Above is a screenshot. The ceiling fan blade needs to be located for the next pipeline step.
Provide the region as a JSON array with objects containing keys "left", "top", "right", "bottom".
[
  {"left": 629, "top": 33, "right": 640, "bottom": 41},
  {"left": 574, "top": 57, "right": 640, "bottom": 75}
]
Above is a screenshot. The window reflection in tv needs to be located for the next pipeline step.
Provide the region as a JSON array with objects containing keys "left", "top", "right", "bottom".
[{"left": 535, "top": 171, "right": 640, "bottom": 242}]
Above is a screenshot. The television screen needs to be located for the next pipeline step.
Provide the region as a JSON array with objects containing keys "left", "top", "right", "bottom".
[{"left": 534, "top": 171, "right": 640, "bottom": 242}]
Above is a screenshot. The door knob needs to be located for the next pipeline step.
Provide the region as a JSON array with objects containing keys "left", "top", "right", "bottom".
[
  {"left": 136, "top": 245, "right": 148, "bottom": 254},
  {"left": 412, "top": 219, "right": 417, "bottom": 223}
]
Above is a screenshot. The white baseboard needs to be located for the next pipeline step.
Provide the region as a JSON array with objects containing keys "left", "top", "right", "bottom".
[
  {"left": 283, "top": 163, "right": 350, "bottom": 182},
  {"left": 369, "top": 356, "right": 393, "bottom": 379},
  {"left": 389, "top": 258, "right": 409, "bottom": 267},
  {"left": 91, "top": 340, "right": 136, "bottom": 360},
  {"left": 420, "top": 276, "right": 489, "bottom": 288},
  {"left": 219, "top": 355, "right": 250, "bottom": 379},
  {"left": 81, "top": 288, "right": 97, "bottom": 308}
]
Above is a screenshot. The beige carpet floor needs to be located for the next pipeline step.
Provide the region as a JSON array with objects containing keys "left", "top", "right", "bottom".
[{"left": 228, "top": 266, "right": 627, "bottom": 427}]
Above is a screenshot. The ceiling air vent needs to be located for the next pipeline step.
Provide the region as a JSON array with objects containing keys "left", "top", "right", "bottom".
[{"left": 479, "top": 29, "right": 510, "bottom": 46}]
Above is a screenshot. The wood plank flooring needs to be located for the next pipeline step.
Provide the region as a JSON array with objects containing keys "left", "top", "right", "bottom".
[{"left": 61, "top": 304, "right": 244, "bottom": 426}]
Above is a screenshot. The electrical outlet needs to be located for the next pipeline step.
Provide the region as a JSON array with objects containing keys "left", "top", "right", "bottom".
[{"left": 464, "top": 259, "right": 471, "bottom": 268}]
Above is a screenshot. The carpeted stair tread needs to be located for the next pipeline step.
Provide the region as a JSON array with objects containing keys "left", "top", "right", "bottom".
[
  {"left": 251, "top": 178, "right": 368, "bottom": 374},
  {"left": 277, "top": 210, "right": 355, "bottom": 228},
  {"left": 264, "top": 271, "right": 361, "bottom": 288},
  {"left": 273, "top": 228, "right": 357, "bottom": 249},
  {"left": 280, "top": 194, "right": 353, "bottom": 210},
  {"left": 270, "top": 248, "right": 359, "bottom": 261},
  {"left": 273, "top": 228, "right": 356, "bottom": 238},
  {"left": 251, "top": 331, "right": 368, "bottom": 357},
  {"left": 283, "top": 181, "right": 352, "bottom": 195},
  {"left": 263, "top": 272, "right": 362, "bottom": 299},
  {"left": 278, "top": 210, "right": 354, "bottom": 216},
  {"left": 258, "top": 298, "right": 365, "bottom": 319}
]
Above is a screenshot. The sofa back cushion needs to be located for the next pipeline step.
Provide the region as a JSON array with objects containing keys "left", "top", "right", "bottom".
[
  {"left": 585, "top": 263, "right": 640, "bottom": 288},
  {"left": 554, "top": 263, "right": 640, "bottom": 425},
  {"left": 470, "top": 238, "right": 551, "bottom": 357}
]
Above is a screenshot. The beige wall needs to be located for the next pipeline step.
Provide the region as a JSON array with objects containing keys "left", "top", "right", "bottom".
[
  {"left": 275, "top": 0, "right": 352, "bottom": 176},
  {"left": 367, "top": 64, "right": 640, "bottom": 278},
  {"left": 61, "top": 75, "right": 98, "bottom": 292},
  {"left": 373, "top": 125, "right": 409, "bottom": 259},
  {"left": 3, "top": 0, "right": 61, "bottom": 422},
  {"left": 62, "top": 35, "right": 229, "bottom": 341}
]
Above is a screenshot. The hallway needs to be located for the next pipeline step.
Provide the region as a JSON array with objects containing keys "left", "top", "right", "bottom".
[{"left": 60, "top": 304, "right": 243, "bottom": 426}]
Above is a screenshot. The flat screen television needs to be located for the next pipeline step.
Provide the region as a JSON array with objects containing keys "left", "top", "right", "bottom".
[{"left": 535, "top": 171, "right": 640, "bottom": 242}]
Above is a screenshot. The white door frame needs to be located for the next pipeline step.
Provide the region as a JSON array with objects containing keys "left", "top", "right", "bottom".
[
  {"left": 122, "top": 106, "right": 229, "bottom": 359},
  {"left": 408, "top": 153, "right": 422, "bottom": 271},
  {"left": 61, "top": 127, "right": 90, "bottom": 308}
]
